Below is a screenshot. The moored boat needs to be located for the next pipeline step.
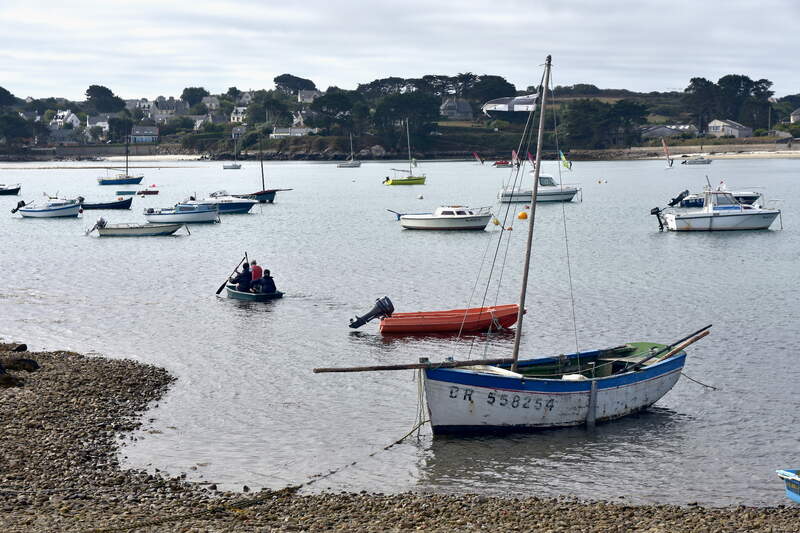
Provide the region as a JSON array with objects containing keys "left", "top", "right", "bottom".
[
  {"left": 337, "top": 133, "right": 361, "bottom": 167},
  {"left": 13, "top": 198, "right": 81, "bottom": 218},
  {"left": 226, "top": 285, "right": 283, "bottom": 301},
  {"left": 223, "top": 162, "right": 242, "bottom": 170},
  {"left": 776, "top": 469, "right": 800, "bottom": 503},
  {"left": 499, "top": 174, "right": 580, "bottom": 203},
  {"left": 391, "top": 205, "right": 493, "bottom": 230},
  {"left": 381, "top": 304, "right": 520, "bottom": 334},
  {"left": 98, "top": 174, "right": 143, "bottom": 185},
  {"left": 492, "top": 160, "right": 514, "bottom": 168},
  {"left": 192, "top": 191, "right": 257, "bottom": 214},
  {"left": 384, "top": 173, "right": 426, "bottom": 185},
  {"left": 681, "top": 156, "right": 712, "bottom": 165},
  {"left": 116, "top": 190, "right": 136, "bottom": 196},
  {"left": 144, "top": 203, "right": 219, "bottom": 223},
  {"left": 80, "top": 196, "right": 133, "bottom": 210},
  {"left": 0, "top": 183, "right": 21, "bottom": 195},
  {"left": 652, "top": 187, "right": 781, "bottom": 231},
  {"left": 87, "top": 217, "right": 186, "bottom": 236}
]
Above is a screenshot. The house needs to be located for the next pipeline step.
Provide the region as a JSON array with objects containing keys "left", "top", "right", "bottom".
[
  {"left": 440, "top": 98, "right": 474, "bottom": 121},
  {"left": 237, "top": 91, "right": 255, "bottom": 105},
  {"left": 125, "top": 98, "right": 153, "bottom": 118},
  {"left": 231, "top": 126, "right": 246, "bottom": 139},
  {"left": 18, "top": 111, "right": 40, "bottom": 122},
  {"left": 707, "top": 119, "right": 753, "bottom": 138},
  {"left": 269, "top": 127, "right": 318, "bottom": 138},
  {"left": 201, "top": 96, "right": 220, "bottom": 111},
  {"left": 48, "top": 126, "right": 81, "bottom": 145},
  {"left": 230, "top": 106, "right": 248, "bottom": 123},
  {"left": 153, "top": 96, "right": 189, "bottom": 116},
  {"left": 130, "top": 126, "right": 159, "bottom": 143},
  {"left": 297, "top": 90, "right": 322, "bottom": 104},
  {"left": 50, "top": 109, "right": 81, "bottom": 129},
  {"left": 86, "top": 114, "right": 112, "bottom": 140},
  {"left": 790, "top": 108, "right": 800, "bottom": 124},
  {"left": 640, "top": 124, "right": 698, "bottom": 140}
]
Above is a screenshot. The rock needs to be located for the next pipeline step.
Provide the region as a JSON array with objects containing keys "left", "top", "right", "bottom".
[{"left": 0, "top": 357, "right": 40, "bottom": 372}]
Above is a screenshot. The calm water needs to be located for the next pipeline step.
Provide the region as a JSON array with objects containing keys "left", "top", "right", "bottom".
[{"left": 1, "top": 157, "right": 798, "bottom": 506}]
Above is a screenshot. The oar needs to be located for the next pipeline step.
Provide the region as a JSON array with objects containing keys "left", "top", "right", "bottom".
[
  {"left": 216, "top": 254, "right": 247, "bottom": 295},
  {"left": 624, "top": 324, "right": 712, "bottom": 372}
]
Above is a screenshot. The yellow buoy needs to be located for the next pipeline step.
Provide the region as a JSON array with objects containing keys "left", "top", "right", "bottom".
[
  {"left": 491, "top": 217, "right": 500, "bottom": 226},
  {"left": 517, "top": 211, "right": 528, "bottom": 220}
]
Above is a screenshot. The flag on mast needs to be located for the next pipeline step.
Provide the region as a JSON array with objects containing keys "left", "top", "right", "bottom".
[{"left": 559, "top": 150, "right": 572, "bottom": 170}]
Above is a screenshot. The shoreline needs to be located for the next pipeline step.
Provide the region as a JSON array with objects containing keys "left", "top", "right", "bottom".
[{"left": 1, "top": 342, "right": 798, "bottom": 531}]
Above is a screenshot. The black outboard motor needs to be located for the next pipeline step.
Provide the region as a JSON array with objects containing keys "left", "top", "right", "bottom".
[
  {"left": 668, "top": 190, "right": 689, "bottom": 207},
  {"left": 349, "top": 296, "right": 395, "bottom": 329},
  {"left": 650, "top": 207, "right": 665, "bottom": 231},
  {"left": 10, "top": 200, "right": 26, "bottom": 214}
]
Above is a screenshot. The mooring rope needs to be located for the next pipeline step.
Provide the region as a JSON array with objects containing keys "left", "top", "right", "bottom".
[{"left": 680, "top": 371, "right": 719, "bottom": 390}]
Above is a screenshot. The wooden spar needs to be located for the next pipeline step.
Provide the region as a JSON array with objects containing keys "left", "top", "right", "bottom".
[
  {"left": 652, "top": 330, "right": 710, "bottom": 363},
  {"left": 314, "top": 358, "right": 516, "bottom": 374},
  {"left": 628, "top": 324, "right": 712, "bottom": 371},
  {"left": 511, "top": 55, "right": 551, "bottom": 373}
]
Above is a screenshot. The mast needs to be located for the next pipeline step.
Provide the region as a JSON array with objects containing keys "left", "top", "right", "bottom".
[
  {"left": 349, "top": 132, "right": 354, "bottom": 161},
  {"left": 259, "top": 133, "right": 265, "bottom": 191},
  {"left": 125, "top": 135, "right": 129, "bottom": 176},
  {"left": 406, "top": 118, "right": 412, "bottom": 175},
  {"left": 511, "top": 55, "right": 551, "bottom": 373}
]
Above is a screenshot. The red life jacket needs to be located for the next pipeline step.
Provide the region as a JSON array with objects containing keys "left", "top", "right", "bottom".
[{"left": 251, "top": 265, "right": 263, "bottom": 281}]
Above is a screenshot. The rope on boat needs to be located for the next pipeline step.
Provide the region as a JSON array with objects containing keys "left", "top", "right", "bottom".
[
  {"left": 89, "top": 418, "right": 432, "bottom": 532},
  {"left": 680, "top": 371, "right": 719, "bottom": 390}
]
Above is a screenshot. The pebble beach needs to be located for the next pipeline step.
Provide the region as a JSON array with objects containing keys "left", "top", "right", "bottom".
[{"left": 1, "top": 342, "right": 798, "bottom": 532}]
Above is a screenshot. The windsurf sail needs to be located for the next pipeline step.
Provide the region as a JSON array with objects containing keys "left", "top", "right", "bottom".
[
  {"left": 662, "top": 139, "right": 674, "bottom": 168},
  {"left": 472, "top": 151, "right": 484, "bottom": 164},
  {"left": 559, "top": 150, "right": 572, "bottom": 170}
]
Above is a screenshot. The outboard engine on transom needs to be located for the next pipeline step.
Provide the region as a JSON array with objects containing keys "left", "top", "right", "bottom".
[{"left": 349, "top": 297, "right": 395, "bottom": 329}]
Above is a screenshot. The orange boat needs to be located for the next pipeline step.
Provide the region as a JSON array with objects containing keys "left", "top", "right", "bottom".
[{"left": 379, "top": 304, "right": 521, "bottom": 335}]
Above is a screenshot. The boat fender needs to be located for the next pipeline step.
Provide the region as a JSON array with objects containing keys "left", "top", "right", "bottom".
[{"left": 562, "top": 374, "right": 588, "bottom": 381}]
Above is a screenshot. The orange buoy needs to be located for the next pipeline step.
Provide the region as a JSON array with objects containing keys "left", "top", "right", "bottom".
[{"left": 517, "top": 211, "right": 528, "bottom": 220}]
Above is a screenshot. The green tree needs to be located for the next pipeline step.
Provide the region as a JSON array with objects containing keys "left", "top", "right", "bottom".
[
  {"left": 453, "top": 72, "right": 478, "bottom": 97},
  {"left": 226, "top": 87, "right": 242, "bottom": 100},
  {"left": 189, "top": 103, "right": 209, "bottom": 115},
  {"left": 467, "top": 76, "right": 517, "bottom": 104},
  {"left": 612, "top": 99, "right": 648, "bottom": 146},
  {"left": 85, "top": 85, "right": 125, "bottom": 113},
  {"left": 273, "top": 74, "right": 316, "bottom": 95},
  {"left": 683, "top": 77, "right": 718, "bottom": 131},
  {"left": 0, "top": 86, "right": 16, "bottom": 109},
  {"left": 181, "top": 87, "right": 209, "bottom": 107},
  {"left": 373, "top": 92, "right": 440, "bottom": 147},
  {"left": 309, "top": 90, "right": 354, "bottom": 134},
  {"left": 0, "top": 113, "right": 30, "bottom": 143},
  {"left": 89, "top": 125, "right": 104, "bottom": 141},
  {"left": 107, "top": 116, "right": 133, "bottom": 141},
  {"left": 562, "top": 99, "right": 616, "bottom": 148}
]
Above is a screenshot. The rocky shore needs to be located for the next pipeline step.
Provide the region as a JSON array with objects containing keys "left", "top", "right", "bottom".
[{"left": 1, "top": 342, "right": 798, "bottom": 532}]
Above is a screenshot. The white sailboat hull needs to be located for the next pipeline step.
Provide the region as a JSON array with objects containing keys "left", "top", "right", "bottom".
[
  {"left": 664, "top": 210, "right": 780, "bottom": 231},
  {"left": 499, "top": 187, "right": 579, "bottom": 203},
  {"left": 337, "top": 160, "right": 361, "bottom": 168},
  {"left": 97, "top": 223, "right": 184, "bottom": 236},
  {"left": 423, "top": 354, "right": 684, "bottom": 434},
  {"left": 400, "top": 214, "right": 492, "bottom": 230}
]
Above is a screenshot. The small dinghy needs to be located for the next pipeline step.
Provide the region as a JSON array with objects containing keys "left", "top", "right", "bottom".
[
  {"left": 776, "top": 469, "right": 800, "bottom": 503},
  {"left": 116, "top": 190, "right": 136, "bottom": 196},
  {"left": 86, "top": 217, "right": 186, "bottom": 237},
  {"left": 80, "top": 196, "right": 133, "bottom": 210},
  {"left": 226, "top": 285, "right": 283, "bottom": 301},
  {"left": 0, "top": 183, "right": 21, "bottom": 195},
  {"left": 349, "top": 297, "right": 521, "bottom": 334}
]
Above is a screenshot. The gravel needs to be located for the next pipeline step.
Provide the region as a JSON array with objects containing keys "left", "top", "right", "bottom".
[{"left": 1, "top": 342, "right": 798, "bottom": 532}]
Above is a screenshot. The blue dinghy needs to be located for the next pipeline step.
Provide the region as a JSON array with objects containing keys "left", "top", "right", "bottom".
[{"left": 777, "top": 469, "right": 800, "bottom": 503}]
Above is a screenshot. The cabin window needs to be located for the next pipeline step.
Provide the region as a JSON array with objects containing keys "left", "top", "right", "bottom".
[
  {"left": 539, "top": 176, "right": 556, "bottom": 186},
  {"left": 441, "top": 210, "right": 454, "bottom": 215},
  {"left": 714, "top": 194, "right": 737, "bottom": 205},
  {"left": 455, "top": 210, "right": 467, "bottom": 215}
]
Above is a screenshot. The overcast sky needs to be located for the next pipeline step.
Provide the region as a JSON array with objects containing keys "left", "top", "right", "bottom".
[{"left": 1, "top": 0, "right": 797, "bottom": 101}]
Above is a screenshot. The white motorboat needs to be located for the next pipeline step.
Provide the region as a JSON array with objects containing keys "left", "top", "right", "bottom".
[
  {"left": 190, "top": 191, "right": 257, "bottom": 214},
  {"left": 681, "top": 156, "right": 712, "bottom": 165},
  {"left": 144, "top": 203, "right": 219, "bottom": 223},
  {"left": 499, "top": 174, "right": 579, "bottom": 203},
  {"left": 678, "top": 182, "right": 765, "bottom": 208},
  {"left": 13, "top": 197, "right": 81, "bottom": 218},
  {"left": 222, "top": 163, "right": 242, "bottom": 170},
  {"left": 652, "top": 187, "right": 780, "bottom": 231},
  {"left": 86, "top": 217, "right": 186, "bottom": 236},
  {"left": 391, "top": 206, "right": 493, "bottom": 230}
]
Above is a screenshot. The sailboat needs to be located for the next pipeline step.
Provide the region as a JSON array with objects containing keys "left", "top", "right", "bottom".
[
  {"left": 223, "top": 135, "right": 242, "bottom": 169},
  {"left": 233, "top": 134, "right": 292, "bottom": 203},
  {"left": 316, "top": 56, "right": 710, "bottom": 435},
  {"left": 384, "top": 119, "right": 426, "bottom": 185},
  {"left": 97, "top": 139, "right": 144, "bottom": 185},
  {"left": 337, "top": 133, "right": 361, "bottom": 168},
  {"left": 662, "top": 138, "right": 674, "bottom": 169}
]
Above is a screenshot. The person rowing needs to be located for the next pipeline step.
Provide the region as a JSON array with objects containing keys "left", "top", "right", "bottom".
[{"left": 229, "top": 262, "right": 252, "bottom": 292}]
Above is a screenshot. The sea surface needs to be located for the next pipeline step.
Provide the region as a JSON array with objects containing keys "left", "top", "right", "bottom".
[{"left": 1, "top": 157, "right": 798, "bottom": 506}]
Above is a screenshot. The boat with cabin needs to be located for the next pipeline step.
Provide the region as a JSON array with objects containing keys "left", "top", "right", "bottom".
[
  {"left": 318, "top": 56, "right": 710, "bottom": 436},
  {"left": 681, "top": 155, "right": 712, "bottom": 165},
  {"left": 652, "top": 187, "right": 781, "bottom": 231},
  {"left": 389, "top": 205, "right": 493, "bottom": 230},
  {"left": 97, "top": 141, "right": 144, "bottom": 185},
  {"left": 13, "top": 197, "right": 81, "bottom": 218},
  {"left": 0, "top": 183, "right": 21, "bottom": 195},
  {"left": 144, "top": 203, "right": 219, "bottom": 223},
  {"left": 499, "top": 174, "right": 580, "bottom": 203},
  {"left": 776, "top": 469, "right": 800, "bottom": 503},
  {"left": 191, "top": 191, "right": 257, "bottom": 214}
]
